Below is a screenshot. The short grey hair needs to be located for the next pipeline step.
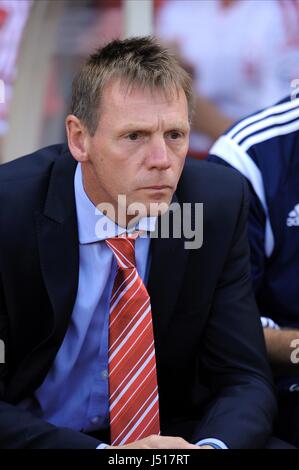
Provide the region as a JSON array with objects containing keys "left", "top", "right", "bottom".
[{"left": 70, "top": 36, "right": 193, "bottom": 135}]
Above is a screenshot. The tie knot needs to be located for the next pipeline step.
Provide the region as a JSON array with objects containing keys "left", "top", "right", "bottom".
[{"left": 106, "top": 232, "right": 139, "bottom": 269}]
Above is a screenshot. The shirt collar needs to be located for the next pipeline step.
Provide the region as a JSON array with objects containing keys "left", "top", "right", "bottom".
[{"left": 74, "top": 163, "right": 157, "bottom": 244}]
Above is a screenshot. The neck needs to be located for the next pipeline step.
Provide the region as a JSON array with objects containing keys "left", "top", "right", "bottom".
[{"left": 80, "top": 162, "right": 142, "bottom": 228}]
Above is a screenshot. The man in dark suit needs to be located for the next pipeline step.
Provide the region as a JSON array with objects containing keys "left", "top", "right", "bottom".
[{"left": 0, "top": 37, "right": 277, "bottom": 449}]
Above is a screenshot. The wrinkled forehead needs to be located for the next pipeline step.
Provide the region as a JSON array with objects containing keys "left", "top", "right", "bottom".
[{"left": 100, "top": 78, "right": 188, "bottom": 115}]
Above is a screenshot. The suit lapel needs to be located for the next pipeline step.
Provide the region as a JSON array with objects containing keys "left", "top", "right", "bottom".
[
  {"left": 35, "top": 148, "right": 79, "bottom": 349},
  {"left": 147, "top": 198, "right": 190, "bottom": 352}
]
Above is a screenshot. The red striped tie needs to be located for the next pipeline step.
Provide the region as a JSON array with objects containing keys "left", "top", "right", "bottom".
[{"left": 106, "top": 232, "right": 160, "bottom": 446}]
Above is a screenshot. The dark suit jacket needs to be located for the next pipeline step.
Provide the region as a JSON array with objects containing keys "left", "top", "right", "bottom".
[{"left": 0, "top": 144, "right": 276, "bottom": 448}]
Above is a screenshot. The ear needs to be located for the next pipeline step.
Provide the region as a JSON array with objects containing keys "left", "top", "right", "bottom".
[{"left": 65, "top": 114, "right": 89, "bottom": 163}]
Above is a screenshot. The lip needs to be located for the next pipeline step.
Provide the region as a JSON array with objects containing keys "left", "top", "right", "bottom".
[{"left": 142, "top": 185, "right": 172, "bottom": 190}]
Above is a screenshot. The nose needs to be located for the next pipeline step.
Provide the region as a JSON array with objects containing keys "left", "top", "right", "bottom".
[{"left": 146, "top": 136, "right": 171, "bottom": 170}]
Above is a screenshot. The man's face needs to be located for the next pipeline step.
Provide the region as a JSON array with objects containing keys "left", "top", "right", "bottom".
[{"left": 83, "top": 79, "right": 190, "bottom": 224}]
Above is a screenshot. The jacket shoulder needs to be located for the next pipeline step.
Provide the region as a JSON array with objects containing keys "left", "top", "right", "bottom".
[
  {"left": 179, "top": 157, "right": 245, "bottom": 202},
  {"left": 0, "top": 144, "right": 66, "bottom": 183}
]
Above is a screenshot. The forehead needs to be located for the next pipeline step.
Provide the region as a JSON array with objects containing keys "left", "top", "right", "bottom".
[{"left": 100, "top": 79, "right": 188, "bottom": 123}]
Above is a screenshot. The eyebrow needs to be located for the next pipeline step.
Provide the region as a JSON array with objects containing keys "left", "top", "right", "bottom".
[{"left": 118, "top": 122, "right": 190, "bottom": 133}]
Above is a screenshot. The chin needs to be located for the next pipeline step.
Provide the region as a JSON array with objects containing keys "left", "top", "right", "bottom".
[
  {"left": 126, "top": 194, "right": 172, "bottom": 219},
  {"left": 146, "top": 199, "right": 171, "bottom": 217}
]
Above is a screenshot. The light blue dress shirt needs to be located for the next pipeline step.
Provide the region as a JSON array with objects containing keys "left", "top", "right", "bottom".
[{"left": 17, "top": 163, "right": 227, "bottom": 449}]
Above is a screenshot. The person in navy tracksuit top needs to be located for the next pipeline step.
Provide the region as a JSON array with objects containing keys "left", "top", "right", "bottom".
[{"left": 208, "top": 95, "right": 299, "bottom": 446}]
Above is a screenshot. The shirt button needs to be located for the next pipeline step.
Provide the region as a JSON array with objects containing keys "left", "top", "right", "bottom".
[
  {"left": 91, "top": 416, "right": 100, "bottom": 424},
  {"left": 101, "top": 370, "right": 109, "bottom": 379}
]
